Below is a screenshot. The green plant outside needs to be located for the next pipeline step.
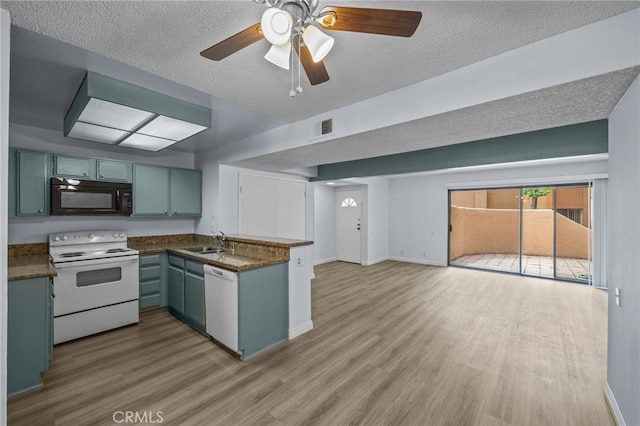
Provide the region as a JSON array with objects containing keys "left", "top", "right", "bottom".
[{"left": 523, "top": 187, "right": 552, "bottom": 209}]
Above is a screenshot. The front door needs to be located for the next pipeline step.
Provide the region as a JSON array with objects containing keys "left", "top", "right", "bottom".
[{"left": 335, "top": 189, "right": 362, "bottom": 264}]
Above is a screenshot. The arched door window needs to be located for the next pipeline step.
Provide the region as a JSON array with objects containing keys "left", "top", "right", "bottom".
[{"left": 341, "top": 197, "right": 358, "bottom": 207}]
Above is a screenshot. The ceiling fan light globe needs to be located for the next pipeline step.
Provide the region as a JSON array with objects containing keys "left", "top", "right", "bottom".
[
  {"left": 302, "top": 25, "right": 334, "bottom": 62},
  {"left": 261, "top": 8, "right": 293, "bottom": 45},
  {"left": 264, "top": 42, "right": 291, "bottom": 70}
]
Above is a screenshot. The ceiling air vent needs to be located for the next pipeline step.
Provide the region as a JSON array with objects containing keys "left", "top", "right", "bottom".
[{"left": 321, "top": 118, "right": 333, "bottom": 135}]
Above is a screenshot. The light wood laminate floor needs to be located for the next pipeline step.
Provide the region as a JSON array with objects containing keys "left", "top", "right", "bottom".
[{"left": 8, "top": 261, "right": 612, "bottom": 426}]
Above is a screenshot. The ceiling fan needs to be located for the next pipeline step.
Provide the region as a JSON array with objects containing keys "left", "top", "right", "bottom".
[{"left": 200, "top": 0, "right": 422, "bottom": 94}]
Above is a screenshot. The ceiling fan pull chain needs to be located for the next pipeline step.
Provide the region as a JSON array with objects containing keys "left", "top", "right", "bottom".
[
  {"left": 289, "top": 39, "right": 296, "bottom": 97},
  {"left": 296, "top": 34, "right": 303, "bottom": 94}
]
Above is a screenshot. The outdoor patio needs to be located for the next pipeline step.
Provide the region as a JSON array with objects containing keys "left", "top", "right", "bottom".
[{"left": 451, "top": 253, "right": 592, "bottom": 281}]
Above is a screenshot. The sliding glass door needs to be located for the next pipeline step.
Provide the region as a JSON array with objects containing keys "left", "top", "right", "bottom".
[
  {"left": 449, "top": 188, "right": 520, "bottom": 274},
  {"left": 449, "top": 183, "right": 593, "bottom": 284},
  {"left": 554, "top": 186, "right": 592, "bottom": 282},
  {"left": 521, "top": 187, "right": 554, "bottom": 278}
]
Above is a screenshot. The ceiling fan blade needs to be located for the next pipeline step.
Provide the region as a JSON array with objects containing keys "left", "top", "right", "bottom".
[
  {"left": 294, "top": 39, "right": 330, "bottom": 86},
  {"left": 200, "top": 23, "right": 263, "bottom": 61},
  {"left": 318, "top": 6, "right": 422, "bottom": 37}
]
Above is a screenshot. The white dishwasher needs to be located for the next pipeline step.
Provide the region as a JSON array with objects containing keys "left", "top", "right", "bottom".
[{"left": 203, "top": 264, "right": 238, "bottom": 352}]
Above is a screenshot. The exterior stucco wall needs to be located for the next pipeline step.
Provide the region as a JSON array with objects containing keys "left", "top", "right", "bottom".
[{"left": 450, "top": 206, "right": 590, "bottom": 260}]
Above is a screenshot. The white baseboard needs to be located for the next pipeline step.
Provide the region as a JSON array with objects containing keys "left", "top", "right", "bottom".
[
  {"left": 362, "top": 256, "right": 390, "bottom": 266},
  {"left": 314, "top": 257, "right": 336, "bottom": 266},
  {"left": 388, "top": 256, "right": 447, "bottom": 267},
  {"left": 605, "top": 382, "right": 626, "bottom": 426},
  {"left": 314, "top": 256, "right": 447, "bottom": 268},
  {"left": 289, "top": 320, "right": 313, "bottom": 339}
]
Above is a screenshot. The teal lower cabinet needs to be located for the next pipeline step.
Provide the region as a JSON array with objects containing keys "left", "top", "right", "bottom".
[
  {"left": 184, "top": 260, "right": 205, "bottom": 333},
  {"left": 237, "top": 263, "right": 288, "bottom": 360},
  {"left": 166, "top": 254, "right": 288, "bottom": 360},
  {"left": 167, "top": 256, "right": 185, "bottom": 317},
  {"left": 139, "top": 253, "right": 167, "bottom": 309},
  {"left": 8, "top": 277, "right": 53, "bottom": 397},
  {"left": 167, "top": 254, "right": 205, "bottom": 333}
]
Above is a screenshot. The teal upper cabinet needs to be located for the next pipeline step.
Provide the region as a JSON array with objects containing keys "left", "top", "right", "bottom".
[
  {"left": 16, "top": 150, "right": 49, "bottom": 216},
  {"left": 133, "top": 165, "right": 201, "bottom": 217},
  {"left": 170, "top": 168, "right": 202, "bottom": 216},
  {"left": 97, "top": 160, "right": 132, "bottom": 183},
  {"left": 52, "top": 155, "right": 96, "bottom": 179},
  {"left": 133, "top": 164, "right": 170, "bottom": 216}
]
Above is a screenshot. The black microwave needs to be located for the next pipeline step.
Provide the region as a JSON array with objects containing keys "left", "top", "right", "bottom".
[{"left": 51, "top": 178, "right": 133, "bottom": 216}]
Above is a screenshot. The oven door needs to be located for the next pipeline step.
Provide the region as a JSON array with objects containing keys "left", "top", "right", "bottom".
[{"left": 53, "top": 256, "right": 139, "bottom": 317}]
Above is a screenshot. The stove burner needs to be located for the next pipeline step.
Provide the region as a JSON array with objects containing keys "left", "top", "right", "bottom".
[
  {"left": 106, "top": 248, "right": 129, "bottom": 253},
  {"left": 59, "top": 252, "right": 86, "bottom": 258}
]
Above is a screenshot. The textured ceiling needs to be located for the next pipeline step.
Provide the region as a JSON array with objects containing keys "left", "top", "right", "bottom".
[
  {"left": 3, "top": 0, "right": 638, "bottom": 123},
  {"left": 230, "top": 67, "right": 640, "bottom": 171},
  {"left": 1, "top": 1, "right": 639, "bottom": 170}
]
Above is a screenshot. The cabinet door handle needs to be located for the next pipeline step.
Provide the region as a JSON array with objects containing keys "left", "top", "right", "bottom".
[
  {"left": 83, "top": 172, "right": 88, "bottom": 176},
  {"left": 38, "top": 209, "right": 43, "bottom": 213},
  {"left": 165, "top": 211, "right": 168, "bottom": 215}
]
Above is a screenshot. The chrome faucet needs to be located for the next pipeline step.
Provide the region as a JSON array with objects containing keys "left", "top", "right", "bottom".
[{"left": 215, "top": 231, "right": 226, "bottom": 249}]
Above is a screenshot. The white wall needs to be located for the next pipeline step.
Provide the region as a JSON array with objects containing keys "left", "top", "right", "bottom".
[
  {"left": 388, "top": 155, "right": 609, "bottom": 266},
  {"left": 8, "top": 216, "right": 196, "bottom": 244},
  {"left": 314, "top": 178, "right": 389, "bottom": 266},
  {"left": 389, "top": 175, "right": 447, "bottom": 265},
  {"left": 1, "top": 7, "right": 11, "bottom": 422},
  {"left": 313, "top": 184, "right": 335, "bottom": 265},
  {"left": 288, "top": 245, "right": 313, "bottom": 338},
  {"left": 212, "top": 165, "right": 313, "bottom": 240},
  {"left": 8, "top": 124, "right": 198, "bottom": 244},
  {"left": 194, "top": 148, "right": 220, "bottom": 237},
  {"left": 362, "top": 177, "right": 389, "bottom": 266},
  {"left": 607, "top": 75, "right": 640, "bottom": 426}
]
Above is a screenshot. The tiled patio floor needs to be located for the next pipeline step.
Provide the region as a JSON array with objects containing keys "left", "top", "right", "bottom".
[{"left": 451, "top": 253, "right": 592, "bottom": 281}]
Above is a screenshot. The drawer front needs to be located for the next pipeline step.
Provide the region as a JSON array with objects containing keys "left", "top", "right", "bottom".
[
  {"left": 168, "top": 255, "right": 184, "bottom": 268},
  {"left": 139, "top": 294, "right": 161, "bottom": 309},
  {"left": 139, "top": 265, "right": 161, "bottom": 282},
  {"left": 139, "top": 254, "right": 162, "bottom": 267},
  {"left": 185, "top": 260, "right": 203, "bottom": 276},
  {"left": 140, "top": 279, "right": 160, "bottom": 296}
]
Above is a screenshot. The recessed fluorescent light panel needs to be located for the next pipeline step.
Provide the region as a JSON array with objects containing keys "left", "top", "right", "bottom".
[{"left": 64, "top": 72, "right": 211, "bottom": 152}]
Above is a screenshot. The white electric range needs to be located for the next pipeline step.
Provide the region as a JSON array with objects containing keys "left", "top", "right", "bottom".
[{"left": 49, "top": 230, "right": 139, "bottom": 344}]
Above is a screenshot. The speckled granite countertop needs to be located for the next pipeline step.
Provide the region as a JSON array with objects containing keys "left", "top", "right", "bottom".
[
  {"left": 128, "top": 234, "right": 300, "bottom": 272},
  {"left": 8, "top": 254, "right": 57, "bottom": 281},
  {"left": 7, "top": 234, "right": 312, "bottom": 278},
  {"left": 226, "top": 234, "right": 313, "bottom": 248},
  {"left": 167, "top": 248, "right": 287, "bottom": 272}
]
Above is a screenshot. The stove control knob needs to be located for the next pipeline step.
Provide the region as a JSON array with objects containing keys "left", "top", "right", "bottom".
[
  {"left": 61, "top": 235, "right": 68, "bottom": 241},
  {"left": 88, "top": 233, "right": 95, "bottom": 239},
  {"left": 118, "top": 232, "right": 125, "bottom": 238},
  {"left": 113, "top": 232, "right": 119, "bottom": 238},
  {"left": 53, "top": 235, "right": 60, "bottom": 242}
]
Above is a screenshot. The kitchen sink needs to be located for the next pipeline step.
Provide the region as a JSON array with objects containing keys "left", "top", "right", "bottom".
[{"left": 184, "top": 246, "right": 225, "bottom": 254}]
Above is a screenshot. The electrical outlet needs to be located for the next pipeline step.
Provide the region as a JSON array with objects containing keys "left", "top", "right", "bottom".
[
  {"left": 615, "top": 287, "right": 621, "bottom": 307},
  {"left": 296, "top": 257, "right": 304, "bottom": 267}
]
